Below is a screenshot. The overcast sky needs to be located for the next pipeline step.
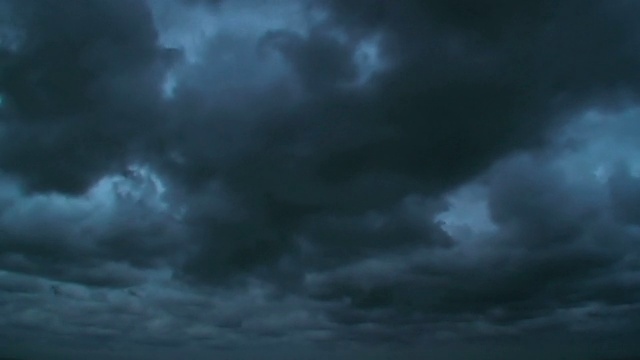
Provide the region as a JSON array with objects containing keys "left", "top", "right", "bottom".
[{"left": 1, "top": 1, "right": 640, "bottom": 359}]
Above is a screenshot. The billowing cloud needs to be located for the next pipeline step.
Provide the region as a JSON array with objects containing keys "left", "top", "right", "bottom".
[{"left": 1, "top": 1, "right": 640, "bottom": 359}]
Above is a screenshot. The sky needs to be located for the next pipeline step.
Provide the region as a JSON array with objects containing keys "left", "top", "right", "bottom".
[{"left": 1, "top": 0, "right": 640, "bottom": 359}]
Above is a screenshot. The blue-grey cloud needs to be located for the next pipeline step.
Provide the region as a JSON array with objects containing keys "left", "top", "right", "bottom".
[{"left": 1, "top": 0, "right": 640, "bottom": 359}]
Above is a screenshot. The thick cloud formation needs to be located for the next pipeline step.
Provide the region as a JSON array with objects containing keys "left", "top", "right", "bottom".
[
  {"left": 0, "top": 0, "right": 176, "bottom": 193},
  {"left": 1, "top": 0, "right": 640, "bottom": 359}
]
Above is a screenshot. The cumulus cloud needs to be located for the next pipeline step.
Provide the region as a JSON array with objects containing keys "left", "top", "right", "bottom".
[{"left": 1, "top": 0, "right": 640, "bottom": 359}]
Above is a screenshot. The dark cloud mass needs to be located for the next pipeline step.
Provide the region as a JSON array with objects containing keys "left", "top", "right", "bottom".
[{"left": 1, "top": 0, "right": 640, "bottom": 359}]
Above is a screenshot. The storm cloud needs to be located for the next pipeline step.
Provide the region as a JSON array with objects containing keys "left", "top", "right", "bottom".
[{"left": 1, "top": 0, "right": 640, "bottom": 359}]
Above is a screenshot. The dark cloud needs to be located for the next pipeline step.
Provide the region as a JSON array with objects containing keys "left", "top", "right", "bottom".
[
  {"left": 261, "top": 29, "right": 359, "bottom": 92},
  {"left": 301, "top": 151, "right": 640, "bottom": 344},
  {"left": 1, "top": 0, "right": 640, "bottom": 358},
  {"left": 159, "top": 0, "right": 640, "bottom": 287},
  {"left": 0, "top": 0, "right": 176, "bottom": 193},
  {"left": 0, "top": 166, "right": 184, "bottom": 287},
  {"left": 609, "top": 165, "right": 640, "bottom": 226}
]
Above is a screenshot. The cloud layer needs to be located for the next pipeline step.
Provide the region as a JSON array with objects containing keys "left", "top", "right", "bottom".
[{"left": 1, "top": 0, "right": 640, "bottom": 359}]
